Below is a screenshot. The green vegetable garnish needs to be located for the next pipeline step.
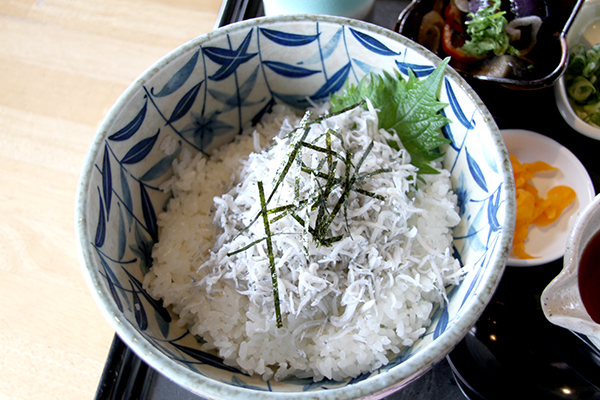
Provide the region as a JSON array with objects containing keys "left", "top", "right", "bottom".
[
  {"left": 462, "top": 2, "right": 519, "bottom": 58},
  {"left": 330, "top": 58, "right": 451, "bottom": 176},
  {"left": 568, "top": 76, "right": 596, "bottom": 102},
  {"left": 565, "top": 43, "right": 600, "bottom": 126}
]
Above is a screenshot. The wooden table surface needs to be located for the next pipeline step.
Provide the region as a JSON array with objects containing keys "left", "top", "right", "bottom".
[{"left": 0, "top": 1, "right": 222, "bottom": 398}]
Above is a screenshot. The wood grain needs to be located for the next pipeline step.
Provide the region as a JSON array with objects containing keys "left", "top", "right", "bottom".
[{"left": 0, "top": 0, "right": 221, "bottom": 398}]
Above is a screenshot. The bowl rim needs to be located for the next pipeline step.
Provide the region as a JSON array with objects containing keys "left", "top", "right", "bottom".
[{"left": 75, "top": 13, "right": 513, "bottom": 400}]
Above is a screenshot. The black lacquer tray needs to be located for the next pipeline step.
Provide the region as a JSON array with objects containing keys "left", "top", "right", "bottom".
[{"left": 94, "top": 1, "right": 600, "bottom": 399}]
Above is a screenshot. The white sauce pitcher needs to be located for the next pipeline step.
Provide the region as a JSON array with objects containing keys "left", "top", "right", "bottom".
[{"left": 542, "top": 193, "right": 600, "bottom": 348}]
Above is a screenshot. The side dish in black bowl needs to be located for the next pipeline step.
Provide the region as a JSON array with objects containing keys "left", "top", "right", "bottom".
[{"left": 395, "top": 0, "right": 584, "bottom": 89}]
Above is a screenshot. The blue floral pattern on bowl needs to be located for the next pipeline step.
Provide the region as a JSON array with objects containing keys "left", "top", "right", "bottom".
[{"left": 76, "top": 15, "right": 514, "bottom": 400}]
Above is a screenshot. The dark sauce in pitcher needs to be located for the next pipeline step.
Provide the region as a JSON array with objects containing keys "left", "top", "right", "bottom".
[{"left": 578, "top": 229, "right": 600, "bottom": 324}]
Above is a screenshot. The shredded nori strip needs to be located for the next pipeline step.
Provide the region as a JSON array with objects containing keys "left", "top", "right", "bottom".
[{"left": 258, "top": 181, "right": 283, "bottom": 328}]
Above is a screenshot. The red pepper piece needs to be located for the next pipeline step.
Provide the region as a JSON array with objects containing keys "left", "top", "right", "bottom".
[
  {"left": 444, "top": 3, "right": 464, "bottom": 33},
  {"left": 441, "top": 24, "right": 480, "bottom": 64}
]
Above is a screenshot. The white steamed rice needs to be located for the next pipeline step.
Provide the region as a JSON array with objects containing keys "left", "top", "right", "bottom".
[{"left": 143, "top": 101, "right": 462, "bottom": 382}]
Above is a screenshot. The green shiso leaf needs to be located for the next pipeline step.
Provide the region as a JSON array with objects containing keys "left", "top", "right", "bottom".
[{"left": 330, "top": 58, "right": 451, "bottom": 176}]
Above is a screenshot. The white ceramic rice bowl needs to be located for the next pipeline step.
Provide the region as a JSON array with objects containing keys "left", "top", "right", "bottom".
[{"left": 76, "top": 15, "right": 515, "bottom": 400}]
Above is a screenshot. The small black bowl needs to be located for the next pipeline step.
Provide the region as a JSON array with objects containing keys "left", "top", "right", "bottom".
[{"left": 395, "top": 0, "right": 584, "bottom": 89}]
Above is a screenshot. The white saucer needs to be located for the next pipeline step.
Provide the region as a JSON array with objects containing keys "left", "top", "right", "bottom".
[{"left": 501, "top": 129, "right": 595, "bottom": 267}]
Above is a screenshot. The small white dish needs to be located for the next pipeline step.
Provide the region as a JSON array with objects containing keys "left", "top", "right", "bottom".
[
  {"left": 502, "top": 129, "right": 595, "bottom": 267},
  {"left": 554, "top": 0, "right": 600, "bottom": 140},
  {"left": 262, "top": 0, "right": 375, "bottom": 19},
  {"left": 555, "top": 78, "right": 600, "bottom": 140}
]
